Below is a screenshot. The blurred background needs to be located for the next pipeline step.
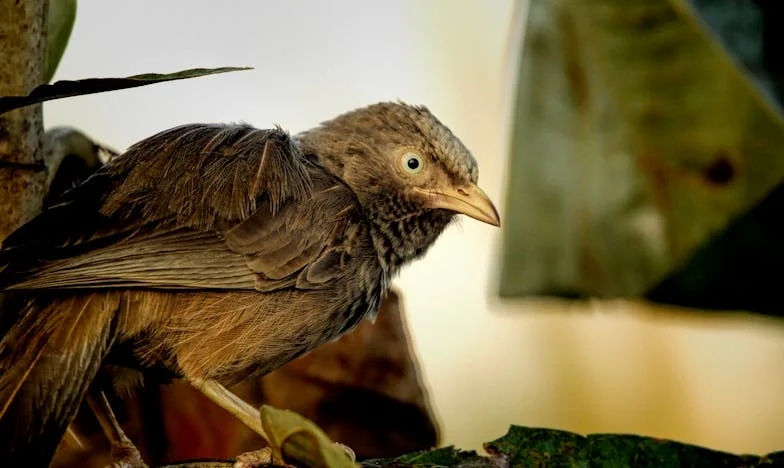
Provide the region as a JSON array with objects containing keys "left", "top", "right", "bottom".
[{"left": 40, "top": 0, "right": 783, "bottom": 460}]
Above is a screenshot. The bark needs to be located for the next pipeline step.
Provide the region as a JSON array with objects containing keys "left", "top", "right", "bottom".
[{"left": 0, "top": 0, "right": 48, "bottom": 241}]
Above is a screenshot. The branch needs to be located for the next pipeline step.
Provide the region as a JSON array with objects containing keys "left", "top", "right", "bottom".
[{"left": 0, "top": 0, "right": 48, "bottom": 241}]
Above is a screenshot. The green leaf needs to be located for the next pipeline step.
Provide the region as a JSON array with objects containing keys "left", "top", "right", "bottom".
[
  {"left": 259, "top": 405, "right": 357, "bottom": 468},
  {"left": 483, "top": 426, "right": 782, "bottom": 468},
  {"left": 0, "top": 67, "right": 252, "bottom": 115},
  {"left": 361, "top": 426, "right": 781, "bottom": 467},
  {"left": 361, "top": 446, "right": 491, "bottom": 467},
  {"left": 484, "top": 426, "right": 588, "bottom": 467},
  {"left": 45, "top": 0, "right": 77, "bottom": 83}
]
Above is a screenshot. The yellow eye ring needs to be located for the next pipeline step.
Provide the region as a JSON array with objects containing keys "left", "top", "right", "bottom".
[{"left": 402, "top": 153, "right": 424, "bottom": 174}]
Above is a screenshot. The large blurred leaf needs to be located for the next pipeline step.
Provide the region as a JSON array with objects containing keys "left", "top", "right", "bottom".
[
  {"left": 0, "top": 67, "right": 251, "bottom": 115},
  {"left": 638, "top": 1, "right": 784, "bottom": 318},
  {"left": 499, "top": 0, "right": 784, "bottom": 299},
  {"left": 45, "top": 0, "right": 77, "bottom": 83}
]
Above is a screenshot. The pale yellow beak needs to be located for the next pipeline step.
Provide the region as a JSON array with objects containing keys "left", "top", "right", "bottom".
[{"left": 414, "top": 183, "right": 501, "bottom": 227}]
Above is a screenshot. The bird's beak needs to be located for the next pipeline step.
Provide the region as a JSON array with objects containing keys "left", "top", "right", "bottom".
[{"left": 414, "top": 183, "right": 501, "bottom": 227}]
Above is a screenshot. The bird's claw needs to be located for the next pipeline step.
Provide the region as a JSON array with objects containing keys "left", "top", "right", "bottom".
[
  {"left": 233, "top": 447, "right": 292, "bottom": 468},
  {"left": 233, "top": 444, "right": 355, "bottom": 468},
  {"left": 103, "top": 438, "right": 148, "bottom": 468}
]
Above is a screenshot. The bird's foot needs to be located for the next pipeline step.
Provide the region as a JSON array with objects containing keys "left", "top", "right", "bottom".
[
  {"left": 232, "top": 447, "right": 286, "bottom": 468},
  {"left": 104, "top": 438, "right": 148, "bottom": 468},
  {"left": 231, "top": 442, "right": 354, "bottom": 468}
]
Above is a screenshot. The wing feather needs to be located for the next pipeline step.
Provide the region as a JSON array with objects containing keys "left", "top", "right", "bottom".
[{"left": 0, "top": 123, "right": 364, "bottom": 293}]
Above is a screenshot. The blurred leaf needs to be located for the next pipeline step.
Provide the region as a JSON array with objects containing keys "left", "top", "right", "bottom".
[
  {"left": 638, "top": 1, "right": 784, "bottom": 318},
  {"left": 0, "top": 67, "right": 252, "bottom": 115},
  {"left": 45, "top": 0, "right": 77, "bottom": 83},
  {"left": 499, "top": 0, "right": 784, "bottom": 300}
]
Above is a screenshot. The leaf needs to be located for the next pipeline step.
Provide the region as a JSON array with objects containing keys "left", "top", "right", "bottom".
[
  {"left": 361, "top": 447, "right": 491, "bottom": 468},
  {"left": 639, "top": 3, "right": 784, "bottom": 318},
  {"left": 260, "top": 405, "right": 357, "bottom": 468},
  {"left": 483, "top": 426, "right": 782, "bottom": 468},
  {"left": 363, "top": 426, "right": 781, "bottom": 467},
  {"left": 484, "top": 426, "right": 587, "bottom": 467},
  {"left": 45, "top": 0, "right": 77, "bottom": 82},
  {"left": 498, "top": 0, "right": 784, "bottom": 299},
  {"left": 0, "top": 67, "right": 252, "bottom": 115}
]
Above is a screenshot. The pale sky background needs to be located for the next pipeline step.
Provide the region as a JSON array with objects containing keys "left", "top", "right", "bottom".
[{"left": 44, "top": 0, "right": 783, "bottom": 455}]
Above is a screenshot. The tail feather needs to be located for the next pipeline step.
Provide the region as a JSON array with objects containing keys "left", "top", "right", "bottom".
[{"left": 0, "top": 292, "right": 120, "bottom": 466}]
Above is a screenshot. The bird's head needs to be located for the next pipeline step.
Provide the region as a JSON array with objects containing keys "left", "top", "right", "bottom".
[{"left": 297, "top": 102, "right": 500, "bottom": 267}]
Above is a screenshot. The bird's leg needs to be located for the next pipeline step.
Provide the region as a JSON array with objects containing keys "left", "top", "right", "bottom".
[
  {"left": 64, "top": 426, "right": 85, "bottom": 450},
  {"left": 187, "top": 378, "right": 269, "bottom": 442},
  {"left": 85, "top": 389, "right": 148, "bottom": 468},
  {"left": 187, "top": 378, "right": 284, "bottom": 467},
  {"left": 187, "top": 378, "right": 355, "bottom": 468}
]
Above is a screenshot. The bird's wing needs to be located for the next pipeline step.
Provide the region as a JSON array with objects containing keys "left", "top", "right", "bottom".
[{"left": 0, "top": 123, "right": 364, "bottom": 292}]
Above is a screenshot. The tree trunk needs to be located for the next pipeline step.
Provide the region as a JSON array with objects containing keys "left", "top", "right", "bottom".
[{"left": 0, "top": 0, "right": 47, "bottom": 241}]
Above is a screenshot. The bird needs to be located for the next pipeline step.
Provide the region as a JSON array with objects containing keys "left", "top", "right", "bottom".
[{"left": 0, "top": 101, "right": 500, "bottom": 466}]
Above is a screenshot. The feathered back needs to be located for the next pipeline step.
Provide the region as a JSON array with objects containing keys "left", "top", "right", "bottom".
[{"left": 102, "top": 124, "right": 313, "bottom": 228}]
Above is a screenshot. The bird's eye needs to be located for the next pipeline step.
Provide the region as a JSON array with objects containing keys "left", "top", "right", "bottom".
[{"left": 402, "top": 153, "right": 424, "bottom": 174}]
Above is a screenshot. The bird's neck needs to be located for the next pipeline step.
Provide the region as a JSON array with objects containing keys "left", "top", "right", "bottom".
[{"left": 368, "top": 209, "right": 455, "bottom": 273}]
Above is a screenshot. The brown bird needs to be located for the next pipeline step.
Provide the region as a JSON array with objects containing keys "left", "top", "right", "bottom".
[{"left": 0, "top": 102, "right": 500, "bottom": 466}]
